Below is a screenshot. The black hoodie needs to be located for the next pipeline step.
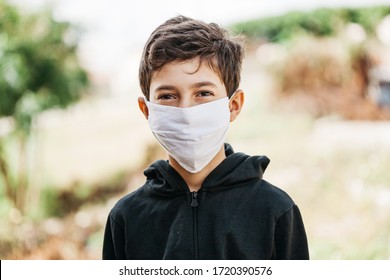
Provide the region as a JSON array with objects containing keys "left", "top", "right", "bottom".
[{"left": 103, "top": 144, "right": 309, "bottom": 259}]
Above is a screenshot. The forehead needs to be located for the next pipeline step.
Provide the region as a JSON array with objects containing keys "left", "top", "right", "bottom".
[{"left": 150, "top": 58, "right": 224, "bottom": 88}]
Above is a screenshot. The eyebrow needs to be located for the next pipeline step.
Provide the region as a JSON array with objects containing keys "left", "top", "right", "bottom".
[
  {"left": 154, "top": 85, "right": 176, "bottom": 92},
  {"left": 154, "top": 81, "right": 218, "bottom": 92},
  {"left": 191, "top": 81, "right": 218, "bottom": 89}
]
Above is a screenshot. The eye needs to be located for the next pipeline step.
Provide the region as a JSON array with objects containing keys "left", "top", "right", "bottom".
[
  {"left": 196, "top": 91, "right": 214, "bottom": 97},
  {"left": 157, "top": 93, "right": 177, "bottom": 100}
]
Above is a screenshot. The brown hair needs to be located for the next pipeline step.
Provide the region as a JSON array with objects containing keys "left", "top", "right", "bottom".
[{"left": 139, "top": 15, "right": 244, "bottom": 100}]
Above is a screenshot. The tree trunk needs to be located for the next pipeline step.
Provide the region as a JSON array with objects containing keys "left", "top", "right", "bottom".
[
  {"left": 0, "top": 140, "right": 15, "bottom": 205},
  {"left": 16, "top": 133, "right": 28, "bottom": 214}
]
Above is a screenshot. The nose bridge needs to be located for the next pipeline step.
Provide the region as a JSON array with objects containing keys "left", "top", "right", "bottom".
[{"left": 178, "top": 91, "right": 193, "bottom": 108}]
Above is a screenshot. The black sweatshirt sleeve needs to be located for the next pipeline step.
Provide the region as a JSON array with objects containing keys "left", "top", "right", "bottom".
[
  {"left": 102, "top": 213, "right": 126, "bottom": 260},
  {"left": 273, "top": 204, "right": 309, "bottom": 260}
]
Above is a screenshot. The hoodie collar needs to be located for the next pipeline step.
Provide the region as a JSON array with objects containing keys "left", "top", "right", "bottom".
[{"left": 143, "top": 144, "right": 270, "bottom": 196}]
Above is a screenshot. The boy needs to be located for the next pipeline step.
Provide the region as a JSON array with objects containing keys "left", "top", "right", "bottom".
[{"left": 103, "top": 15, "right": 309, "bottom": 260}]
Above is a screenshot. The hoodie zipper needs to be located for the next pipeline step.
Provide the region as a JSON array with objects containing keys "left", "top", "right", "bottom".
[{"left": 191, "top": 191, "right": 199, "bottom": 259}]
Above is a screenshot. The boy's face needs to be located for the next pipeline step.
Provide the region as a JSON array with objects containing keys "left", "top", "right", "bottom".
[
  {"left": 138, "top": 57, "right": 244, "bottom": 123},
  {"left": 149, "top": 58, "right": 227, "bottom": 107}
]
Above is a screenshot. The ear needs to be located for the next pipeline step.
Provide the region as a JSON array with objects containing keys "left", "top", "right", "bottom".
[
  {"left": 229, "top": 90, "right": 244, "bottom": 122},
  {"left": 138, "top": 97, "right": 149, "bottom": 119}
]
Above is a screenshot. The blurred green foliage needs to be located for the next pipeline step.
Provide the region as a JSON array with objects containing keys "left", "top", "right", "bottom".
[
  {"left": 231, "top": 5, "right": 390, "bottom": 120},
  {"left": 0, "top": 0, "right": 89, "bottom": 212},
  {"left": 231, "top": 6, "right": 390, "bottom": 42},
  {"left": 0, "top": 0, "right": 88, "bottom": 131},
  {"left": 40, "top": 172, "right": 128, "bottom": 218}
]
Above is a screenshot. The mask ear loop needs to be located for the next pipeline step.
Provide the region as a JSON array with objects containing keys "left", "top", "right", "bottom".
[
  {"left": 228, "top": 90, "right": 239, "bottom": 113},
  {"left": 142, "top": 96, "right": 152, "bottom": 109},
  {"left": 229, "top": 90, "right": 239, "bottom": 100}
]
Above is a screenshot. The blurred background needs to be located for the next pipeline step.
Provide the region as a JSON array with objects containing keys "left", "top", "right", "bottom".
[{"left": 1, "top": 0, "right": 390, "bottom": 259}]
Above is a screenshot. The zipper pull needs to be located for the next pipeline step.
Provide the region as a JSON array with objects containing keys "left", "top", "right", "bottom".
[{"left": 191, "top": 191, "right": 198, "bottom": 207}]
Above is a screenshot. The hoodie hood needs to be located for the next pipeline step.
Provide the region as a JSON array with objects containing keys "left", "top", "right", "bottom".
[{"left": 143, "top": 144, "right": 270, "bottom": 196}]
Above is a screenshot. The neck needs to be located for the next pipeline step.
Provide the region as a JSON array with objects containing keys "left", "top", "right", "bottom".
[{"left": 168, "top": 146, "right": 226, "bottom": 192}]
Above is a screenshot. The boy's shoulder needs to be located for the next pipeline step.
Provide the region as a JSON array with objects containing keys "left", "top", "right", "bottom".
[
  {"left": 254, "top": 178, "right": 296, "bottom": 215},
  {"left": 109, "top": 185, "right": 149, "bottom": 219}
]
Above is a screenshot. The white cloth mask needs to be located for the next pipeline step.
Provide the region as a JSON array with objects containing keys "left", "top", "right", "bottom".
[{"left": 146, "top": 97, "right": 230, "bottom": 173}]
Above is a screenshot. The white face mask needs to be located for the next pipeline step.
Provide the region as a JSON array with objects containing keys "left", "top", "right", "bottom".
[{"left": 146, "top": 97, "right": 230, "bottom": 173}]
